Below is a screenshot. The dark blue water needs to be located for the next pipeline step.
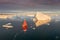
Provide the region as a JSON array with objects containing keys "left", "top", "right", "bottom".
[{"left": 0, "top": 19, "right": 60, "bottom": 40}]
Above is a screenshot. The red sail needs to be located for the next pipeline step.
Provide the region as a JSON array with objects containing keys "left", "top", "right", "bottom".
[{"left": 22, "top": 19, "right": 28, "bottom": 32}]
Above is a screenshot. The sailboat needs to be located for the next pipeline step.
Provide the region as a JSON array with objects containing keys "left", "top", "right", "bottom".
[{"left": 22, "top": 19, "right": 28, "bottom": 32}]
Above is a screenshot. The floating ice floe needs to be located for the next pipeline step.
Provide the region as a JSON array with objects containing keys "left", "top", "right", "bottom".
[
  {"left": 2, "top": 23, "right": 13, "bottom": 29},
  {"left": 46, "top": 23, "right": 50, "bottom": 26},
  {"left": 33, "top": 12, "right": 51, "bottom": 27},
  {"left": 32, "top": 28, "right": 36, "bottom": 30}
]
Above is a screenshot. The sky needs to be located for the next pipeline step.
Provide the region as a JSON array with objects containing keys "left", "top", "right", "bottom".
[{"left": 0, "top": 0, "right": 60, "bottom": 12}]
